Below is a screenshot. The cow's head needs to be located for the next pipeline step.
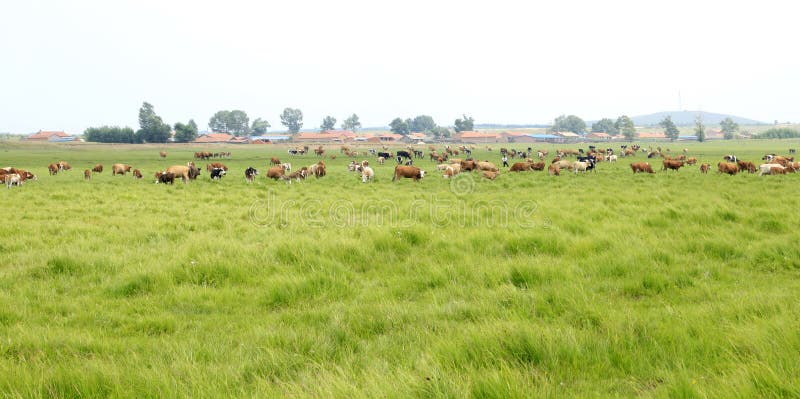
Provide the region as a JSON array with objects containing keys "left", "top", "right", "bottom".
[{"left": 418, "top": 170, "right": 426, "bottom": 179}]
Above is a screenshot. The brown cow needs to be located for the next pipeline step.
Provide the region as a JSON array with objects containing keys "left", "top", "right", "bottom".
[
  {"left": 159, "top": 151, "right": 167, "bottom": 158},
  {"left": 476, "top": 161, "right": 498, "bottom": 172},
  {"left": 717, "top": 162, "right": 738, "bottom": 175},
  {"left": 165, "top": 165, "right": 193, "bottom": 182},
  {"left": 206, "top": 162, "right": 228, "bottom": 172},
  {"left": 270, "top": 157, "right": 281, "bottom": 165},
  {"left": 548, "top": 163, "right": 560, "bottom": 176},
  {"left": 482, "top": 171, "right": 499, "bottom": 180},
  {"left": 686, "top": 157, "right": 697, "bottom": 165},
  {"left": 266, "top": 166, "right": 286, "bottom": 180},
  {"left": 770, "top": 166, "right": 786, "bottom": 175},
  {"left": 392, "top": 165, "right": 425, "bottom": 181},
  {"left": 57, "top": 161, "right": 71, "bottom": 171},
  {"left": 529, "top": 161, "right": 545, "bottom": 171},
  {"left": 630, "top": 162, "right": 655, "bottom": 174},
  {"left": 699, "top": 163, "right": 710, "bottom": 174},
  {"left": 736, "top": 160, "right": 757, "bottom": 173},
  {"left": 112, "top": 163, "right": 132, "bottom": 176},
  {"left": 156, "top": 172, "right": 175, "bottom": 184},
  {"left": 92, "top": 164, "right": 103, "bottom": 173},
  {"left": 132, "top": 169, "right": 143, "bottom": 179},
  {"left": 84, "top": 169, "right": 91, "bottom": 180},
  {"left": 460, "top": 160, "right": 477, "bottom": 172},
  {"left": 662, "top": 159, "right": 685, "bottom": 171},
  {"left": 48, "top": 163, "right": 59, "bottom": 175},
  {"left": 509, "top": 162, "right": 533, "bottom": 172}
]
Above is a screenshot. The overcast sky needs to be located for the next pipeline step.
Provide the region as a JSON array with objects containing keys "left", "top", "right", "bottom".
[{"left": 2, "top": 0, "right": 798, "bottom": 134}]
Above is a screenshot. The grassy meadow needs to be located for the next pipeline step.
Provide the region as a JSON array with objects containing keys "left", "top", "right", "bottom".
[{"left": 2, "top": 139, "right": 800, "bottom": 398}]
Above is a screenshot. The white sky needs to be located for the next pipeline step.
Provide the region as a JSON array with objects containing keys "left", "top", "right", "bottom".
[{"left": 1, "top": 0, "right": 798, "bottom": 134}]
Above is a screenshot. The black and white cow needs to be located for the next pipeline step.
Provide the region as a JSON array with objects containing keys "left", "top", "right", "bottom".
[
  {"left": 377, "top": 151, "right": 392, "bottom": 159},
  {"left": 723, "top": 154, "right": 738, "bottom": 163},
  {"left": 244, "top": 167, "right": 258, "bottom": 183},
  {"left": 210, "top": 167, "right": 226, "bottom": 180}
]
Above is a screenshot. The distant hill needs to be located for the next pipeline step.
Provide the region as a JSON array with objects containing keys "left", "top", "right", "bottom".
[{"left": 631, "top": 111, "right": 764, "bottom": 127}]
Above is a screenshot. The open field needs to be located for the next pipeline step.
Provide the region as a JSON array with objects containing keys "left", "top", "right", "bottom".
[{"left": 2, "top": 140, "right": 800, "bottom": 397}]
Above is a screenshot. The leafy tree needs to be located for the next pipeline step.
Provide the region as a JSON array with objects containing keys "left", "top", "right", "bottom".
[
  {"left": 251, "top": 118, "right": 271, "bottom": 135},
  {"left": 660, "top": 115, "right": 680, "bottom": 141},
  {"left": 209, "top": 110, "right": 232, "bottom": 133},
  {"left": 454, "top": 114, "right": 475, "bottom": 132},
  {"left": 389, "top": 118, "right": 410, "bottom": 135},
  {"left": 591, "top": 118, "right": 619, "bottom": 135},
  {"left": 136, "top": 102, "right": 170, "bottom": 143},
  {"left": 430, "top": 126, "right": 451, "bottom": 139},
  {"left": 209, "top": 110, "right": 250, "bottom": 135},
  {"left": 227, "top": 110, "right": 250, "bottom": 135},
  {"left": 84, "top": 126, "right": 136, "bottom": 143},
  {"left": 320, "top": 116, "right": 337, "bottom": 131},
  {"left": 280, "top": 108, "right": 303, "bottom": 134},
  {"left": 409, "top": 115, "right": 436, "bottom": 132},
  {"left": 173, "top": 119, "right": 198, "bottom": 143},
  {"left": 720, "top": 117, "right": 739, "bottom": 140},
  {"left": 342, "top": 114, "right": 362, "bottom": 132},
  {"left": 551, "top": 114, "right": 586, "bottom": 134},
  {"left": 616, "top": 115, "right": 636, "bottom": 141},
  {"left": 694, "top": 114, "right": 705, "bottom": 142}
]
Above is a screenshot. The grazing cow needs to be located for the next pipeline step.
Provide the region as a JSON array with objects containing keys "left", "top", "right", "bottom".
[
  {"left": 244, "top": 167, "right": 258, "bottom": 183},
  {"left": 662, "top": 159, "right": 685, "bottom": 171},
  {"left": 281, "top": 170, "right": 307, "bottom": 184},
  {"left": 267, "top": 166, "right": 286, "bottom": 180},
  {"left": 92, "top": 164, "right": 103, "bottom": 173},
  {"left": 270, "top": 157, "right": 281, "bottom": 165},
  {"left": 159, "top": 151, "right": 167, "bottom": 158},
  {"left": 378, "top": 152, "right": 392, "bottom": 160},
  {"left": 548, "top": 163, "right": 560, "bottom": 176},
  {"left": 165, "top": 165, "right": 194, "bottom": 182},
  {"left": 442, "top": 163, "right": 462, "bottom": 178},
  {"left": 482, "top": 171, "right": 499, "bottom": 180},
  {"left": 605, "top": 154, "right": 618, "bottom": 162},
  {"left": 157, "top": 172, "right": 175, "bottom": 185},
  {"left": 348, "top": 161, "right": 359, "bottom": 172},
  {"left": 529, "top": 161, "right": 545, "bottom": 171},
  {"left": 553, "top": 160, "right": 572, "bottom": 170},
  {"left": 685, "top": 157, "right": 697, "bottom": 165},
  {"left": 281, "top": 163, "right": 292, "bottom": 172},
  {"left": 790, "top": 148, "right": 796, "bottom": 154},
  {"left": 132, "top": 169, "right": 143, "bottom": 179},
  {"left": 309, "top": 161, "right": 326, "bottom": 178},
  {"left": 112, "top": 163, "right": 132, "bottom": 176},
  {"left": 460, "top": 160, "right": 478, "bottom": 172},
  {"left": 361, "top": 166, "right": 374, "bottom": 183},
  {"left": 5, "top": 173, "right": 21, "bottom": 188},
  {"left": 509, "top": 162, "right": 533, "bottom": 172},
  {"left": 700, "top": 163, "right": 710, "bottom": 174},
  {"left": 770, "top": 166, "right": 787, "bottom": 175},
  {"left": 717, "top": 162, "right": 739, "bottom": 175},
  {"left": 210, "top": 168, "right": 226, "bottom": 180},
  {"left": 392, "top": 165, "right": 425, "bottom": 182},
  {"left": 396, "top": 150, "right": 412, "bottom": 161},
  {"left": 736, "top": 160, "right": 757, "bottom": 173},
  {"left": 206, "top": 162, "right": 228, "bottom": 172},
  {"left": 476, "top": 161, "right": 498, "bottom": 172},
  {"left": 758, "top": 163, "right": 785, "bottom": 176},
  {"left": 377, "top": 156, "right": 385, "bottom": 165},
  {"left": 57, "top": 161, "right": 71, "bottom": 171},
  {"left": 48, "top": 163, "right": 59, "bottom": 175},
  {"left": 572, "top": 160, "right": 593, "bottom": 173},
  {"left": 630, "top": 162, "right": 655, "bottom": 174},
  {"left": 315, "top": 147, "right": 325, "bottom": 156}
]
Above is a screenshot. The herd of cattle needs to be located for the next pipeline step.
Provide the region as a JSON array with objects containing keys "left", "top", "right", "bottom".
[{"left": 4, "top": 145, "right": 799, "bottom": 189}]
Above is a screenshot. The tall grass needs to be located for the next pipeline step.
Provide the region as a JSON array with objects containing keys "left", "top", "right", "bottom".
[{"left": 1, "top": 140, "right": 800, "bottom": 397}]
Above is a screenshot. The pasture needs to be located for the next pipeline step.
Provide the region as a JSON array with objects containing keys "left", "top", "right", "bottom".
[{"left": 2, "top": 140, "right": 800, "bottom": 398}]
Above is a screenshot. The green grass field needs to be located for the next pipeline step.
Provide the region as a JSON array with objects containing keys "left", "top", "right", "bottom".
[{"left": 2, "top": 140, "right": 800, "bottom": 398}]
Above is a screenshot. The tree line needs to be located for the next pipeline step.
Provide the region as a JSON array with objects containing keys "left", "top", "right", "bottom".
[{"left": 82, "top": 102, "right": 747, "bottom": 144}]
